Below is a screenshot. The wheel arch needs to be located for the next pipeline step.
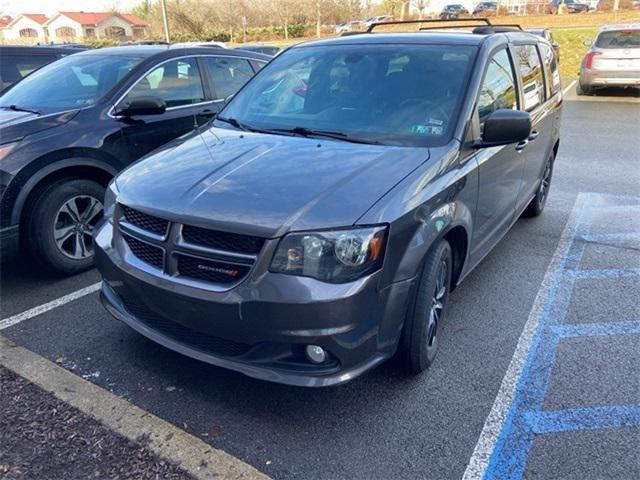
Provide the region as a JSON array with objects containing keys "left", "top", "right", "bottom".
[
  {"left": 11, "top": 153, "right": 118, "bottom": 227},
  {"left": 389, "top": 200, "right": 472, "bottom": 291},
  {"left": 442, "top": 224, "right": 469, "bottom": 292}
]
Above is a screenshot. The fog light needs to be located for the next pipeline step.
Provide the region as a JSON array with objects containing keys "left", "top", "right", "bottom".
[{"left": 305, "top": 345, "right": 327, "bottom": 364}]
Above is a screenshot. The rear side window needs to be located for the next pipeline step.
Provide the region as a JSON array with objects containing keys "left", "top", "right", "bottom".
[
  {"left": 538, "top": 43, "right": 561, "bottom": 97},
  {"left": 202, "top": 57, "right": 254, "bottom": 101},
  {"left": 513, "top": 44, "right": 545, "bottom": 112},
  {"left": 477, "top": 49, "right": 518, "bottom": 125},
  {"left": 0, "top": 54, "right": 57, "bottom": 87},
  {"left": 250, "top": 60, "right": 267, "bottom": 72},
  {"left": 595, "top": 30, "right": 640, "bottom": 49},
  {"left": 126, "top": 57, "right": 205, "bottom": 108}
]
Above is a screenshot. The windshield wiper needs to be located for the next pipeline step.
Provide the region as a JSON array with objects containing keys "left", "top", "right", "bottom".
[
  {"left": 0, "top": 104, "right": 41, "bottom": 115},
  {"left": 277, "top": 126, "right": 381, "bottom": 145},
  {"left": 216, "top": 116, "right": 250, "bottom": 131}
]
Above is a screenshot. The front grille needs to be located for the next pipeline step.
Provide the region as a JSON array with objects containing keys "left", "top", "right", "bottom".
[
  {"left": 121, "top": 205, "right": 169, "bottom": 236},
  {"left": 119, "top": 291, "right": 252, "bottom": 357},
  {"left": 117, "top": 203, "right": 262, "bottom": 288},
  {"left": 176, "top": 254, "right": 250, "bottom": 284},
  {"left": 182, "top": 225, "right": 265, "bottom": 254},
  {"left": 123, "top": 234, "right": 164, "bottom": 269}
]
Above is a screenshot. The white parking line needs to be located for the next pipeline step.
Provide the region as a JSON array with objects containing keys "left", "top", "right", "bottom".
[
  {"left": 461, "top": 194, "right": 586, "bottom": 480},
  {"left": 563, "top": 79, "right": 577, "bottom": 96},
  {"left": 0, "top": 282, "right": 102, "bottom": 331}
]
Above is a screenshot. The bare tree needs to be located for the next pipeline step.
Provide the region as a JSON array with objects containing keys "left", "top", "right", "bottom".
[{"left": 412, "top": 0, "right": 428, "bottom": 19}]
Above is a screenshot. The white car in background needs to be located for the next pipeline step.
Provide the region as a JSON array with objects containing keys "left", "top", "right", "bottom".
[
  {"left": 173, "top": 41, "right": 227, "bottom": 48},
  {"left": 579, "top": 23, "right": 640, "bottom": 94},
  {"left": 334, "top": 21, "right": 362, "bottom": 34},
  {"left": 363, "top": 16, "right": 393, "bottom": 28}
]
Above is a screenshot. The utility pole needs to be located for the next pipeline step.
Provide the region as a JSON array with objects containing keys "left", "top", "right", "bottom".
[{"left": 160, "top": 0, "right": 170, "bottom": 43}]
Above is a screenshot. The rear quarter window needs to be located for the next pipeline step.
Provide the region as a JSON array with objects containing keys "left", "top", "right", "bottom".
[{"left": 538, "top": 43, "right": 561, "bottom": 96}]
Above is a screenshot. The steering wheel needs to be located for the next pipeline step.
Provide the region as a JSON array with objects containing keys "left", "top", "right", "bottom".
[{"left": 393, "top": 98, "right": 450, "bottom": 132}]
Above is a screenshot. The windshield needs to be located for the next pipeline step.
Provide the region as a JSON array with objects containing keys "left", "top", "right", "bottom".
[
  {"left": 218, "top": 44, "right": 476, "bottom": 147},
  {"left": 596, "top": 30, "right": 640, "bottom": 49},
  {"left": 0, "top": 54, "right": 144, "bottom": 113}
]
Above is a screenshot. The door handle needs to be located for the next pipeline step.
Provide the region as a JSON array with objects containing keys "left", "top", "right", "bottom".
[
  {"left": 528, "top": 130, "right": 539, "bottom": 141},
  {"left": 515, "top": 140, "right": 529, "bottom": 151}
]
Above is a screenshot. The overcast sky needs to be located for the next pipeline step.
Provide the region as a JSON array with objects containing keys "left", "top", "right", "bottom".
[{"left": 0, "top": 0, "right": 141, "bottom": 16}]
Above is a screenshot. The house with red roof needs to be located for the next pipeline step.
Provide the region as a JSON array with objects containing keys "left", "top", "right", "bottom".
[
  {"left": 2, "top": 14, "right": 49, "bottom": 41},
  {"left": 45, "top": 11, "right": 147, "bottom": 42},
  {"left": 0, "top": 11, "right": 147, "bottom": 43}
]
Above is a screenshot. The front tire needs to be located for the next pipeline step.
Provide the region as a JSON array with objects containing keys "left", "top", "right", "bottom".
[
  {"left": 25, "top": 178, "right": 105, "bottom": 274},
  {"left": 400, "top": 239, "right": 453, "bottom": 373},
  {"left": 523, "top": 153, "right": 554, "bottom": 218}
]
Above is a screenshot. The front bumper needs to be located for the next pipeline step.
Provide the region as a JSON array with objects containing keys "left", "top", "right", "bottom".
[{"left": 95, "top": 220, "right": 414, "bottom": 387}]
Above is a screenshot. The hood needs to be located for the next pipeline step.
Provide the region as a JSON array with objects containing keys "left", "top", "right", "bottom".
[
  {"left": 116, "top": 127, "right": 430, "bottom": 238},
  {"left": 0, "top": 108, "right": 79, "bottom": 144}
]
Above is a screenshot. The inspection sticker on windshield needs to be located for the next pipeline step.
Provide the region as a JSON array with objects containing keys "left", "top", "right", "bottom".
[{"left": 412, "top": 124, "right": 443, "bottom": 135}]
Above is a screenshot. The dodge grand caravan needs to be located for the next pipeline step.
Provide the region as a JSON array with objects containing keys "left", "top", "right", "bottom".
[{"left": 95, "top": 20, "right": 562, "bottom": 386}]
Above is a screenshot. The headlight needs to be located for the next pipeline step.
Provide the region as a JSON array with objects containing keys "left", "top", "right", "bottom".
[
  {"left": 103, "top": 179, "right": 119, "bottom": 222},
  {"left": 270, "top": 226, "right": 387, "bottom": 283}
]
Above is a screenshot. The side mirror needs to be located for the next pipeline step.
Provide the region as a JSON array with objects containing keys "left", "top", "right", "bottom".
[
  {"left": 474, "top": 109, "right": 531, "bottom": 148},
  {"left": 583, "top": 38, "right": 593, "bottom": 47},
  {"left": 115, "top": 96, "right": 166, "bottom": 117}
]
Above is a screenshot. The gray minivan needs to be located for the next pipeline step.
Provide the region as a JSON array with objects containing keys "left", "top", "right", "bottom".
[{"left": 95, "top": 21, "right": 562, "bottom": 386}]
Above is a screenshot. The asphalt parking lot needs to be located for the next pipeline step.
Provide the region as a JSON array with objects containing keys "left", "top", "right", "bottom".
[{"left": 1, "top": 82, "right": 639, "bottom": 480}]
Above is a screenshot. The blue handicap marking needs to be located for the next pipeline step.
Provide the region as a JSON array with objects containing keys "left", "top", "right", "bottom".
[{"left": 484, "top": 192, "right": 640, "bottom": 480}]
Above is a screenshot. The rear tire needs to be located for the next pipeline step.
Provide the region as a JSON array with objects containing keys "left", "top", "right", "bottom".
[
  {"left": 25, "top": 178, "right": 105, "bottom": 274},
  {"left": 523, "top": 153, "right": 554, "bottom": 218},
  {"left": 577, "top": 82, "right": 593, "bottom": 96},
  {"left": 400, "top": 239, "right": 453, "bottom": 373}
]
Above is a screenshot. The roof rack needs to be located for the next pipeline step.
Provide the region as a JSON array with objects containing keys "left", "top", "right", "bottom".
[
  {"left": 364, "top": 18, "right": 523, "bottom": 34},
  {"left": 367, "top": 18, "right": 492, "bottom": 33}
]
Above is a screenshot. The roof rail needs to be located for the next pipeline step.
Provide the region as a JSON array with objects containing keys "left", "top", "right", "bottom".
[
  {"left": 492, "top": 24, "right": 523, "bottom": 30},
  {"left": 367, "top": 18, "right": 492, "bottom": 33}
]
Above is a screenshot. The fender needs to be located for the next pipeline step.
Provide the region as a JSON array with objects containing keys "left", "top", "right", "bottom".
[
  {"left": 9, "top": 156, "right": 118, "bottom": 226},
  {"left": 358, "top": 141, "right": 478, "bottom": 287},
  {"left": 391, "top": 200, "right": 473, "bottom": 284}
]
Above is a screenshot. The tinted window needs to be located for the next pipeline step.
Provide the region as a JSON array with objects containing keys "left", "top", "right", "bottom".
[
  {"left": 203, "top": 57, "right": 254, "bottom": 101},
  {"left": 0, "top": 54, "right": 143, "bottom": 113},
  {"left": 0, "top": 54, "right": 58, "bottom": 87},
  {"left": 477, "top": 49, "right": 518, "bottom": 125},
  {"left": 219, "top": 44, "right": 477, "bottom": 148},
  {"left": 250, "top": 60, "right": 267, "bottom": 72},
  {"left": 514, "top": 44, "right": 545, "bottom": 112},
  {"left": 126, "top": 58, "right": 204, "bottom": 108},
  {"left": 595, "top": 30, "right": 640, "bottom": 49},
  {"left": 539, "top": 43, "right": 561, "bottom": 96}
]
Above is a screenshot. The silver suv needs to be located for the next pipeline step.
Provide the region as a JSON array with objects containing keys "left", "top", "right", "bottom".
[{"left": 579, "top": 23, "right": 640, "bottom": 95}]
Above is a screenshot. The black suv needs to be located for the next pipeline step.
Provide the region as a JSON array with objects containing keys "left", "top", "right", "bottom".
[
  {"left": 95, "top": 20, "right": 562, "bottom": 386},
  {"left": 440, "top": 4, "right": 470, "bottom": 19},
  {"left": 0, "top": 45, "right": 269, "bottom": 272},
  {"left": 0, "top": 45, "right": 86, "bottom": 91}
]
